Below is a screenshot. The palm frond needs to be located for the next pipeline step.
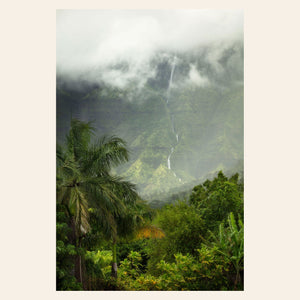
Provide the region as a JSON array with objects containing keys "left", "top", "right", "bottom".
[
  {"left": 66, "top": 118, "right": 95, "bottom": 160},
  {"left": 57, "top": 119, "right": 142, "bottom": 243},
  {"left": 82, "top": 136, "right": 129, "bottom": 175},
  {"left": 68, "top": 186, "right": 90, "bottom": 235}
]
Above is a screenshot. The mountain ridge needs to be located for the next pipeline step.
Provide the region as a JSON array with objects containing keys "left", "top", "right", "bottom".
[{"left": 57, "top": 46, "right": 243, "bottom": 197}]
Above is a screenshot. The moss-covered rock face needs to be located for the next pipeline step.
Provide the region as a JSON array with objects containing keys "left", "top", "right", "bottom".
[{"left": 57, "top": 46, "right": 243, "bottom": 198}]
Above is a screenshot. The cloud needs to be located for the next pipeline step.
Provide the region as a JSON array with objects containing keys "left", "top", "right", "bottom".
[
  {"left": 187, "top": 64, "right": 209, "bottom": 87},
  {"left": 56, "top": 10, "right": 243, "bottom": 88}
]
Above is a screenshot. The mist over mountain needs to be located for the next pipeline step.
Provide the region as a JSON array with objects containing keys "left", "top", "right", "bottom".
[
  {"left": 57, "top": 10, "right": 242, "bottom": 87},
  {"left": 56, "top": 10, "right": 243, "bottom": 198}
]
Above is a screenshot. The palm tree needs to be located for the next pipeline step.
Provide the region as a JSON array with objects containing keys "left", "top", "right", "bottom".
[{"left": 56, "top": 119, "right": 140, "bottom": 285}]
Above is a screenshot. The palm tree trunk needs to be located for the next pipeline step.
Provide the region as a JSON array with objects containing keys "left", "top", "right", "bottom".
[
  {"left": 69, "top": 216, "right": 83, "bottom": 286},
  {"left": 74, "top": 240, "right": 83, "bottom": 286},
  {"left": 68, "top": 216, "right": 77, "bottom": 278},
  {"left": 75, "top": 253, "right": 82, "bottom": 284},
  {"left": 234, "top": 265, "right": 241, "bottom": 290},
  {"left": 111, "top": 238, "right": 118, "bottom": 279}
]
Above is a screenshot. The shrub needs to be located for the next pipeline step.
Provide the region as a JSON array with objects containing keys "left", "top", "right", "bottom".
[{"left": 118, "top": 247, "right": 230, "bottom": 291}]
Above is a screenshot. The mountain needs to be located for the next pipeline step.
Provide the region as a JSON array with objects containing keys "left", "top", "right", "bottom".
[{"left": 57, "top": 42, "right": 244, "bottom": 198}]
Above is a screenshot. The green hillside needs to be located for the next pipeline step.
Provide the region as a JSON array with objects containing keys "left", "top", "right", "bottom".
[{"left": 57, "top": 47, "right": 243, "bottom": 198}]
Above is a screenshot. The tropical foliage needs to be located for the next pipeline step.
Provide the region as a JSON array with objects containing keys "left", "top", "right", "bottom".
[
  {"left": 56, "top": 119, "right": 244, "bottom": 291},
  {"left": 56, "top": 119, "right": 144, "bottom": 288}
]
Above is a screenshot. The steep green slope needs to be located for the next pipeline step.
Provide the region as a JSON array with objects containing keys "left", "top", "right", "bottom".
[
  {"left": 57, "top": 47, "right": 243, "bottom": 198},
  {"left": 169, "top": 84, "right": 243, "bottom": 180}
]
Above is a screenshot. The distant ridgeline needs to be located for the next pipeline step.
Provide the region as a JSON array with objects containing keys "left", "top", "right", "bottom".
[{"left": 57, "top": 45, "right": 243, "bottom": 199}]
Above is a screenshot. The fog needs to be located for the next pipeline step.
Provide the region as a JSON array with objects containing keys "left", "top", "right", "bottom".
[{"left": 57, "top": 10, "right": 243, "bottom": 88}]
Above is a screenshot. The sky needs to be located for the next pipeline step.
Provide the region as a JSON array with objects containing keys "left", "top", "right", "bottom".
[{"left": 56, "top": 10, "right": 243, "bottom": 88}]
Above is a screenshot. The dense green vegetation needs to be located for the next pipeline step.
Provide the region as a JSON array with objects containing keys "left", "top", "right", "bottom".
[
  {"left": 56, "top": 119, "right": 244, "bottom": 291},
  {"left": 56, "top": 12, "right": 244, "bottom": 292}
]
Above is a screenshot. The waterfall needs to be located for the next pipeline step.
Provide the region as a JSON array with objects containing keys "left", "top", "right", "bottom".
[
  {"left": 166, "top": 58, "right": 176, "bottom": 104},
  {"left": 167, "top": 147, "right": 174, "bottom": 170},
  {"left": 171, "top": 115, "right": 175, "bottom": 133},
  {"left": 165, "top": 56, "right": 182, "bottom": 183}
]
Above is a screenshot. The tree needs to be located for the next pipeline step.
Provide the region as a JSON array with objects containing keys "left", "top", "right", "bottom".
[
  {"left": 56, "top": 119, "right": 140, "bottom": 287},
  {"left": 146, "top": 200, "right": 205, "bottom": 272},
  {"left": 189, "top": 171, "right": 243, "bottom": 232}
]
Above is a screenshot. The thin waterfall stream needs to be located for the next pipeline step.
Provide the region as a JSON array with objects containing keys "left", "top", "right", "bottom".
[
  {"left": 166, "top": 56, "right": 182, "bottom": 182},
  {"left": 166, "top": 59, "right": 176, "bottom": 104}
]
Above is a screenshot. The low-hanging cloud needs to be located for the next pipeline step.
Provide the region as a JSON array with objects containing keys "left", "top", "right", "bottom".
[
  {"left": 187, "top": 64, "right": 209, "bottom": 87},
  {"left": 57, "top": 10, "right": 243, "bottom": 88}
]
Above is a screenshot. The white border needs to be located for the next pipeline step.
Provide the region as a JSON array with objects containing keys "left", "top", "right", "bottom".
[{"left": 1, "top": 0, "right": 300, "bottom": 299}]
